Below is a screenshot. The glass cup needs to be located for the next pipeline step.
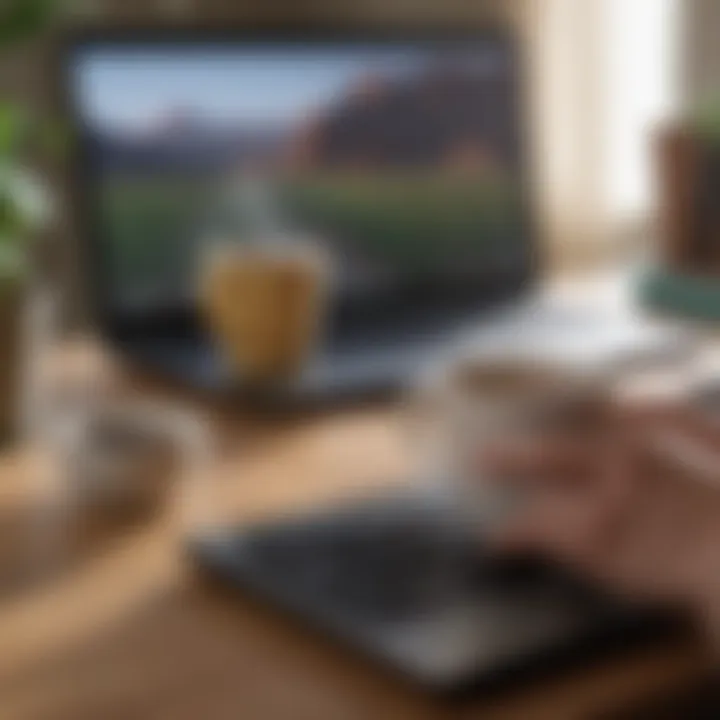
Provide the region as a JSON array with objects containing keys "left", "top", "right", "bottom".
[
  {"left": 409, "top": 355, "right": 607, "bottom": 530},
  {"left": 199, "top": 240, "right": 330, "bottom": 384}
]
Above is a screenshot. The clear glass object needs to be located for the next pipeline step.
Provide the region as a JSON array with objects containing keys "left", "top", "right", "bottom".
[
  {"left": 19, "top": 282, "right": 217, "bottom": 573},
  {"left": 197, "top": 170, "right": 332, "bottom": 385},
  {"left": 406, "top": 353, "right": 608, "bottom": 532}
]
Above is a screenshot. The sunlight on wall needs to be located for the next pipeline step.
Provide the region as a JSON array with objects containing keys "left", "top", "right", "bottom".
[
  {"left": 530, "top": 0, "right": 679, "bottom": 256},
  {"left": 605, "top": 0, "right": 679, "bottom": 218}
]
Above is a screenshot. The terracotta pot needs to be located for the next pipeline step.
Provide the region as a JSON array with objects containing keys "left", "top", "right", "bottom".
[
  {"left": 0, "top": 282, "right": 23, "bottom": 445},
  {"left": 656, "top": 127, "right": 720, "bottom": 274}
]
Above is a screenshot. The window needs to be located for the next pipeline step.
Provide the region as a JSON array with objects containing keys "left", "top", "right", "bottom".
[{"left": 530, "top": 0, "right": 679, "bottom": 254}]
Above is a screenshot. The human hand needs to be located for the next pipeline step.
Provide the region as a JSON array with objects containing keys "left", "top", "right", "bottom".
[{"left": 485, "top": 402, "right": 720, "bottom": 627}]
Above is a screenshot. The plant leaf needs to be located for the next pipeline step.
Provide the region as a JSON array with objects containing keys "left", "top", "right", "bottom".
[
  {"left": 0, "top": 164, "right": 53, "bottom": 234},
  {"left": 0, "top": 0, "right": 60, "bottom": 48},
  {"left": 0, "top": 103, "right": 25, "bottom": 157}
]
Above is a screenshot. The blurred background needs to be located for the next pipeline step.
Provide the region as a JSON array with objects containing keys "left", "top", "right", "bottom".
[
  {"left": 0, "top": 0, "right": 699, "bottom": 316},
  {"left": 2, "top": 2, "right": 720, "bottom": 719}
]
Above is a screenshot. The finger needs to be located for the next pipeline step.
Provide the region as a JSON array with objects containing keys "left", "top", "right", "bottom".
[
  {"left": 489, "top": 485, "right": 617, "bottom": 561},
  {"left": 481, "top": 437, "right": 593, "bottom": 483},
  {"left": 615, "top": 401, "right": 684, "bottom": 427},
  {"left": 619, "top": 400, "right": 720, "bottom": 451},
  {"left": 668, "top": 407, "right": 720, "bottom": 450},
  {"left": 634, "top": 429, "right": 720, "bottom": 497},
  {"left": 596, "top": 437, "right": 638, "bottom": 507}
]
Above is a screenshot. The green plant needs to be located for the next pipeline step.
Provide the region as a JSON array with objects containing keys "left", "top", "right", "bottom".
[
  {"left": 0, "top": 0, "right": 62, "bottom": 283},
  {"left": 0, "top": 105, "right": 56, "bottom": 281},
  {"left": 691, "top": 97, "right": 720, "bottom": 145}
]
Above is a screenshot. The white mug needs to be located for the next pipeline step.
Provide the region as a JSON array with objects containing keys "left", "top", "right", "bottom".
[{"left": 408, "top": 355, "right": 604, "bottom": 529}]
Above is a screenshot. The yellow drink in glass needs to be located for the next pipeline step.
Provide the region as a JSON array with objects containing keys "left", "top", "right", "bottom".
[{"left": 200, "top": 242, "right": 328, "bottom": 382}]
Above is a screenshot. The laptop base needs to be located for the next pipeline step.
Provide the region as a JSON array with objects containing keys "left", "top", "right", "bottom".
[{"left": 188, "top": 487, "right": 682, "bottom": 693}]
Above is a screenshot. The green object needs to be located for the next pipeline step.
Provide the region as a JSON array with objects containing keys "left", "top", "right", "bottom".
[
  {"left": 0, "top": 0, "right": 59, "bottom": 47},
  {"left": 692, "top": 98, "right": 720, "bottom": 146},
  {"left": 0, "top": 0, "right": 61, "bottom": 445},
  {"left": 0, "top": 0, "right": 64, "bottom": 283},
  {"left": 639, "top": 266, "right": 720, "bottom": 322}
]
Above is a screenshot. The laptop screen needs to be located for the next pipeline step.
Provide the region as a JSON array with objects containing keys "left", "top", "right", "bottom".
[{"left": 66, "top": 32, "right": 533, "bottom": 328}]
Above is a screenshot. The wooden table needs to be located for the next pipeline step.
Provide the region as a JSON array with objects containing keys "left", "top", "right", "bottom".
[{"left": 0, "top": 348, "right": 714, "bottom": 720}]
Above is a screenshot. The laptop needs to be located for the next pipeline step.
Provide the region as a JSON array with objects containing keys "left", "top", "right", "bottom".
[
  {"left": 63, "top": 27, "right": 543, "bottom": 399},
  {"left": 64, "top": 27, "right": 689, "bottom": 692}
]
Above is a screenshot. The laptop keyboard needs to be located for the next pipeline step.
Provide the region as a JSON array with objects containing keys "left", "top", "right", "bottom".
[
  {"left": 216, "top": 493, "right": 598, "bottom": 624},
  {"left": 192, "top": 489, "right": 682, "bottom": 689}
]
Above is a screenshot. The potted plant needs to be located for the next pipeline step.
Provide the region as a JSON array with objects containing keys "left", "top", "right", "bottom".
[
  {"left": 0, "top": 0, "right": 59, "bottom": 442},
  {"left": 655, "top": 102, "right": 720, "bottom": 272},
  {"left": 0, "top": 117, "right": 55, "bottom": 441},
  {"left": 642, "top": 103, "right": 720, "bottom": 320}
]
